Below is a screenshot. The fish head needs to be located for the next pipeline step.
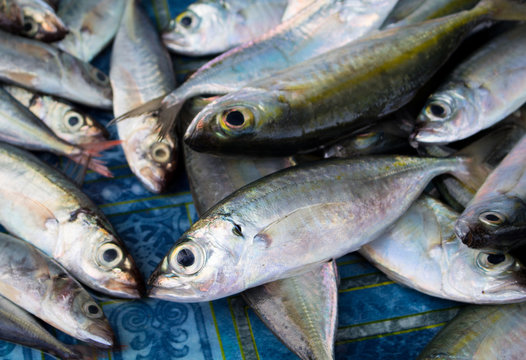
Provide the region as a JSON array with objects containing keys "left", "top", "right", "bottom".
[
  {"left": 444, "top": 237, "right": 526, "bottom": 303},
  {"left": 163, "top": 2, "right": 230, "bottom": 55},
  {"left": 60, "top": 210, "right": 144, "bottom": 298},
  {"left": 121, "top": 114, "right": 178, "bottom": 193},
  {"left": 148, "top": 215, "right": 247, "bottom": 302},
  {"left": 455, "top": 196, "right": 526, "bottom": 251},
  {"left": 412, "top": 86, "right": 478, "bottom": 146},
  {"left": 184, "top": 88, "right": 290, "bottom": 154},
  {"left": 20, "top": 4, "right": 68, "bottom": 42}
]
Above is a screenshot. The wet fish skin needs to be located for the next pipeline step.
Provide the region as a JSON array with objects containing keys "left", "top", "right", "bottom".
[
  {"left": 413, "top": 23, "right": 526, "bottom": 145},
  {"left": 0, "top": 0, "right": 23, "bottom": 32},
  {"left": 0, "top": 232, "right": 114, "bottom": 347},
  {"left": 0, "top": 142, "right": 143, "bottom": 299},
  {"left": 163, "top": 0, "right": 289, "bottom": 56},
  {"left": 418, "top": 302, "right": 526, "bottom": 359},
  {"left": 56, "top": 0, "right": 126, "bottom": 62},
  {"left": 0, "top": 30, "right": 113, "bottom": 109},
  {"left": 111, "top": 0, "right": 177, "bottom": 193},
  {"left": 149, "top": 155, "right": 472, "bottom": 302},
  {"left": 15, "top": 0, "right": 68, "bottom": 42},
  {"left": 456, "top": 134, "right": 526, "bottom": 251},
  {"left": 3, "top": 84, "right": 108, "bottom": 145},
  {"left": 391, "top": 0, "right": 480, "bottom": 27},
  {"left": 185, "top": 0, "right": 513, "bottom": 156},
  {"left": 361, "top": 196, "right": 526, "bottom": 304}
]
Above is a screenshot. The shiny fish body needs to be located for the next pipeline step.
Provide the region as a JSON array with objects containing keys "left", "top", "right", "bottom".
[
  {"left": 14, "top": 0, "right": 67, "bottom": 41},
  {"left": 163, "top": 0, "right": 290, "bottom": 56},
  {"left": 391, "top": 0, "right": 479, "bottom": 27},
  {"left": 380, "top": 0, "right": 425, "bottom": 27},
  {"left": 414, "top": 23, "right": 526, "bottom": 145},
  {"left": 456, "top": 134, "right": 526, "bottom": 251},
  {"left": 419, "top": 302, "right": 526, "bottom": 359},
  {"left": 56, "top": 0, "right": 126, "bottom": 62},
  {"left": 0, "top": 30, "right": 112, "bottom": 109},
  {"left": 3, "top": 84, "right": 108, "bottom": 145},
  {"left": 153, "top": 0, "right": 399, "bottom": 135},
  {"left": 0, "top": 142, "right": 143, "bottom": 298},
  {"left": 110, "top": 0, "right": 177, "bottom": 193},
  {"left": 0, "top": 232, "right": 113, "bottom": 347},
  {"left": 185, "top": 0, "right": 511, "bottom": 155},
  {"left": 361, "top": 196, "right": 526, "bottom": 303},
  {"left": 0, "top": 0, "right": 23, "bottom": 32},
  {"left": 149, "top": 156, "right": 470, "bottom": 302}
]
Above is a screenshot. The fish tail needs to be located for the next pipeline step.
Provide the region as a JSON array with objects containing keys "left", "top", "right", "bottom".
[
  {"left": 68, "top": 344, "right": 106, "bottom": 359},
  {"left": 108, "top": 95, "right": 165, "bottom": 126},
  {"left": 449, "top": 156, "right": 489, "bottom": 192},
  {"left": 158, "top": 95, "right": 185, "bottom": 138},
  {"left": 479, "top": 0, "right": 526, "bottom": 20},
  {"left": 67, "top": 154, "right": 113, "bottom": 178}
]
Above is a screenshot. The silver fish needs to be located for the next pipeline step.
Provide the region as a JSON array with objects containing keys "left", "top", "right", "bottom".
[
  {"left": 110, "top": 0, "right": 177, "bottom": 193},
  {"left": 15, "top": 0, "right": 67, "bottom": 41},
  {"left": 361, "top": 196, "right": 526, "bottom": 304},
  {"left": 56, "top": 0, "right": 126, "bottom": 62},
  {"left": 0, "top": 142, "right": 143, "bottom": 298},
  {"left": 413, "top": 23, "right": 526, "bottom": 145},
  {"left": 0, "top": 232, "right": 113, "bottom": 347},
  {"left": 389, "top": 0, "right": 480, "bottom": 27},
  {"left": 163, "top": 0, "right": 290, "bottom": 56},
  {"left": 3, "top": 84, "right": 108, "bottom": 146},
  {"left": 149, "top": 155, "right": 477, "bottom": 302},
  {"left": 0, "top": 30, "right": 112, "bottom": 109},
  {"left": 0, "top": 0, "right": 23, "bottom": 32}
]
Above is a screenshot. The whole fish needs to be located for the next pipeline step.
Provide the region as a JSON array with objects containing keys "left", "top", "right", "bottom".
[
  {"left": 0, "top": 87, "right": 112, "bottom": 176},
  {"left": 56, "top": 0, "right": 126, "bottom": 62},
  {"left": 163, "top": 0, "right": 290, "bottom": 56},
  {"left": 110, "top": 0, "right": 177, "bottom": 193},
  {"left": 0, "top": 0, "right": 23, "bottom": 32},
  {"left": 0, "top": 232, "right": 113, "bottom": 347},
  {"left": 118, "top": 0, "right": 400, "bottom": 136},
  {"left": 0, "top": 142, "right": 143, "bottom": 299},
  {"left": 149, "top": 155, "right": 481, "bottom": 302},
  {"left": 418, "top": 302, "right": 526, "bottom": 359},
  {"left": 413, "top": 23, "right": 526, "bottom": 145},
  {"left": 0, "top": 295, "right": 90, "bottom": 359},
  {"left": 456, "top": 134, "right": 526, "bottom": 251},
  {"left": 3, "top": 84, "right": 108, "bottom": 146},
  {"left": 15, "top": 0, "right": 67, "bottom": 41},
  {"left": 0, "top": 30, "right": 113, "bottom": 109},
  {"left": 184, "top": 0, "right": 526, "bottom": 156},
  {"left": 361, "top": 196, "right": 526, "bottom": 303}
]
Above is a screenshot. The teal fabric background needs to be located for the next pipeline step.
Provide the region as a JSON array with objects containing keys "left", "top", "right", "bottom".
[{"left": 0, "top": 1, "right": 465, "bottom": 359}]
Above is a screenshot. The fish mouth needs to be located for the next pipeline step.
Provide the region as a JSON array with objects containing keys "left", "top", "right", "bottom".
[
  {"left": 454, "top": 219, "right": 477, "bottom": 248},
  {"left": 162, "top": 32, "right": 188, "bottom": 49},
  {"left": 137, "top": 166, "right": 170, "bottom": 194},
  {"left": 84, "top": 323, "right": 115, "bottom": 348}
]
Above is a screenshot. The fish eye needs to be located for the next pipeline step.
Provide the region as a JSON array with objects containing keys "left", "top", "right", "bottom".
[
  {"left": 476, "top": 252, "right": 514, "bottom": 272},
  {"left": 353, "top": 131, "right": 382, "bottom": 149},
  {"left": 22, "top": 17, "right": 38, "bottom": 36},
  {"left": 479, "top": 211, "right": 506, "bottom": 227},
  {"left": 176, "top": 11, "right": 199, "bottom": 30},
  {"left": 150, "top": 142, "right": 172, "bottom": 164},
  {"left": 82, "top": 301, "right": 104, "bottom": 319},
  {"left": 218, "top": 108, "right": 255, "bottom": 134},
  {"left": 64, "top": 110, "right": 85, "bottom": 130},
  {"left": 425, "top": 100, "right": 452, "bottom": 121},
  {"left": 168, "top": 242, "right": 205, "bottom": 276},
  {"left": 91, "top": 68, "right": 109, "bottom": 85},
  {"left": 96, "top": 243, "right": 124, "bottom": 269},
  {"left": 232, "top": 223, "right": 242, "bottom": 237}
]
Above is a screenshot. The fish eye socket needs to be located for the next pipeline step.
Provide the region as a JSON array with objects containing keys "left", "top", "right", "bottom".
[
  {"left": 176, "top": 11, "right": 199, "bottom": 30},
  {"left": 476, "top": 252, "right": 514, "bottom": 272},
  {"left": 64, "top": 111, "right": 85, "bottom": 130},
  {"left": 96, "top": 243, "right": 124, "bottom": 269},
  {"left": 91, "top": 68, "right": 109, "bottom": 85},
  {"left": 479, "top": 211, "right": 506, "bottom": 227},
  {"left": 82, "top": 301, "right": 103, "bottom": 319},
  {"left": 168, "top": 242, "right": 205, "bottom": 276},
  {"left": 150, "top": 142, "right": 171, "bottom": 164},
  {"left": 219, "top": 108, "right": 254, "bottom": 134},
  {"left": 232, "top": 223, "right": 242, "bottom": 237},
  {"left": 22, "top": 17, "right": 38, "bottom": 36},
  {"left": 425, "top": 100, "right": 451, "bottom": 121},
  {"left": 180, "top": 16, "right": 192, "bottom": 27}
]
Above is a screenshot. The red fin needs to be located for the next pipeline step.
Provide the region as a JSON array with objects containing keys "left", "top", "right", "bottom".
[
  {"left": 79, "top": 139, "right": 122, "bottom": 156},
  {"left": 67, "top": 154, "right": 113, "bottom": 178}
]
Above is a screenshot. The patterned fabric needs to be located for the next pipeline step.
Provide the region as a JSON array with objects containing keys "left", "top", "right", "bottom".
[{"left": 0, "top": 1, "right": 465, "bottom": 359}]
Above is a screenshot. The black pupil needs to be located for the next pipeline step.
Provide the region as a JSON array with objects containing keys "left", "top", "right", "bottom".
[
  {"left": 23, "top": 21, "right": 33, "bottom": 32},
  {"left": 225, "top": 111, "right": 245, "bottom": 127},
  {"left": 103, "top": 248, "right": 118, "bottom": 263},
  {"left": 95, "top": 71, "right": 106, "bottom": 82},
  {"left": 88, "top": 305, "right": 99, "bottom": 315},
  {"left": 484, "top": 213, "right": 501, "bottom": 223},
  {"left": 68, "top": 116, "right": 80, "bottom": 126},
  {"left": 177, "top": 248, "right": 195, "bottom": 267},
  {"left": 181, "top": 16, "right": 192, "bottom": 27},
  {"left": 155, "top": 148, "right": 166, "bottom": 158},
  {"left": 487, "top": 253, "right": 506, "bottom": 265},
  {"left": 430, "top": 104, "right": 446, "bottom": 117}
]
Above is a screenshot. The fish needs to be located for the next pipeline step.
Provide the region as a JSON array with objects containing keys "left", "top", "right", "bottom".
[
  {"left": 56, "top": 0, "right": 126, "bottom": 62},
  {"left": 0, "top": 30, "right": 113, "bottom": 109},
  {"left": 0, "top": 295, "right": 92, "bottom": 359},
  {"left": 455, "top": 133, "right": 526, "bottom": 252},
  {"left": 418, "top": 302, "right": 526, "bottom": 359},
  {"left": 3, "top": 84, "right": 109, "bottom": 146},
  {"left": 389, "top": 0, "right": 480, "bottom": 27},
  {"left": 0, "top": 232, "right": 114, "bottom": 347},
  {"left": 0, "top": 142, "right": 143, "bottom": 299},
  {"left": 148, "top": 155, "right": 482, "bottom": 302},
  {"left": 163, "top": 0, "right": 290, "bottom": 56},
  {"left": 184, "top": 0, "right": 526, "bottom": 156},
  {"left": 0, "top": 87, "right": 113, "bottom": 176},
  {"left": 413, "top": 23, "right": 526, "bottom": 145},
  {"left": 0, "top": 0, "right": 23, "bottom": 32},
  {"left": 110, "top": 0, "right": 177, "bottom": 193},
  {"left": 361, "top": 195, "right": 526, "bottom": 303},
  {"left": 14, "top": 0, "right": 67, "bottom": 42},
  {"left": 116, "top": 0, "right": 400, "bottom": 137},
  {"left": 381, "top": 0, "right": 426, "bottom": 27}
]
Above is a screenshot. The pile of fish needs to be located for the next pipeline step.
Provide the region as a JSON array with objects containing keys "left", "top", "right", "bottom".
[{"left": 1, "top": 0, "right": 526, "bottom": 358}]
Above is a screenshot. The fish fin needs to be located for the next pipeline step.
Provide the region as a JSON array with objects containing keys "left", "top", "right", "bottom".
[
  {"left": 79, "top": 139, "right": 122, "bottom": 156},
  {"left": 67, "top": 154, "right": 113, "bottom": 178},
  {"left": 68, "top": 344, "right": 104, "bottom": 360},
  {"left": 64, "top": 140, "right": 121, "bottom": 178},
  {"left": 62, "top": 158, "right": 88, "bottom": 186},
  {"left": 108, "top": 96, "right": 165, "bottom": 126},
  {"left": 481, "top": 0, "right": 526, "bottom": 20}
]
